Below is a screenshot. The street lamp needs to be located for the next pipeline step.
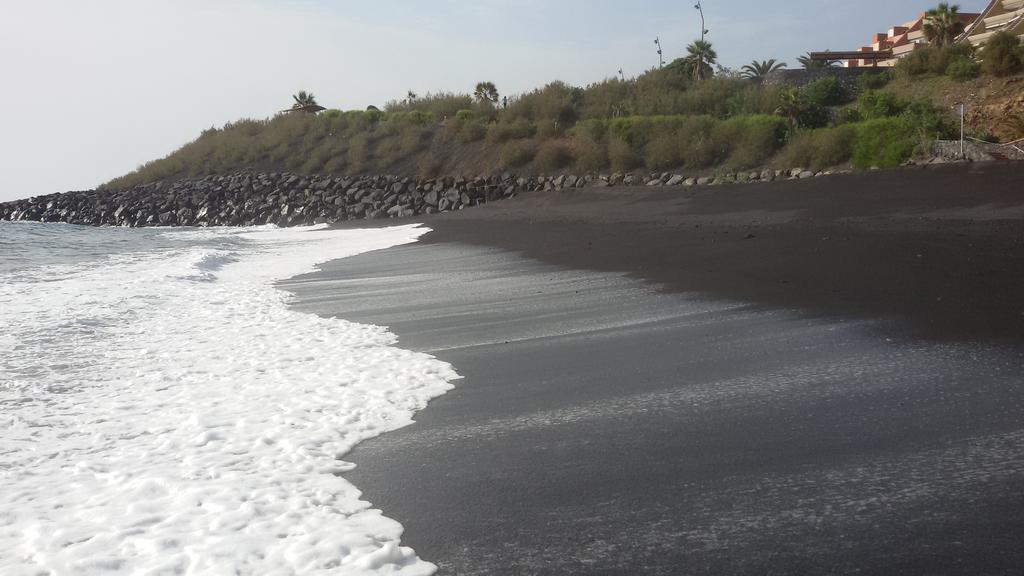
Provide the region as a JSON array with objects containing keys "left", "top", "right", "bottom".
[
  {"left": 695, "top": 2, "right": 709, "bottom": 42},
  {"left": 952, "top": 102, "right": 965, "bottom": 159}
]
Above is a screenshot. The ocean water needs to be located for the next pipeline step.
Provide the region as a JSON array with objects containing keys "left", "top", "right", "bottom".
[{"left": 0, "top": 220, "right": 459, "bottom": 575}]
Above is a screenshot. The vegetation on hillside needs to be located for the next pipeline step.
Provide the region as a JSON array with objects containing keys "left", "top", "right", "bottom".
[{"left": 104, "top": 5, "right": 1022, "bottom": 189}]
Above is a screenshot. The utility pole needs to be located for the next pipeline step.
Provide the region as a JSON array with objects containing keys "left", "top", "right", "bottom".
[{"left": 654, "top": 37, "right": 664, "bottom": 68}]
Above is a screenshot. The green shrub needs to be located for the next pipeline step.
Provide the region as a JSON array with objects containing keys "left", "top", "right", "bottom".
[
  {"left": 896, "top": 46, "right": 936, "bottom": 76},
  {"left": 713, "top": 115, "right": 789, "bottom": 168},
  {"left": 895, "top": 45, "right": 974, "bottom": 77},
  {"left": 457, "top": 123, "right": 486, "bottom": 143},
  {"left": 801, "top": 78, "right": 848, "bottom": 107},
  {"left": 499, "top": 140, "right": 538, "bottom": 170},
  {"left": 645, "top": 134, "right": 682, "bottom": 170},
  {"left": 947, "top": 57, "right": 980, "bottom": 81},
  {"left": 579, "top": 78, "right": 633, "bottom": 119},
  {"left": 608, "top": 137, "right": 641, "bottom": 171},
  {"left": 444, "top": 109, "right": 486, "bottom": 143},
  {"left": 570, "top": 124, "right": 609, "bottom": 171},
  {"left": 776, "top": 125, "right": 857, "bottom": 169},
  {"left": 347, "top": 133, "right": 372, "bottom": 172},
  {"left": 486, "top": 119, "right": 536, "bottom": 143},
  {"left": 857, "top": 71, "right": 891, "bottom": 91},
  {"left": 383, "top": 110, "right": 435, "bottom": 126},
  {"left": 534, "top": 141, "right": 574, "bottom": 171},
  {"left": 981, "top": 31, "right": 1024, "bottom": 77},
  {"left": 504, "top": 81, "right": 583, "bottom": 124},
  {"left": 901, "top": 99, "right": 956, "bottom": 139},
  {"left": 385, "top": 92, "right": 475, "bottom": 120},
  {"left": 837, "top": 107, "right": 863, "bottom": 124},
  {"left": 859, "top": 90, "right": 906, "bottom": 119},
  {"left": 852, "top": 117, "right": 916, "bottom": 168}
]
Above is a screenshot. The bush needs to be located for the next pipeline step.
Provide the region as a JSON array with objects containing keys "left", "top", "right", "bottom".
[
  {"left": 901, "top": 99, "right": 955, "bottom": 139},
  {"left": 837, "top": 107, "right": 863, "bottom": 124},
  {"left": 896, "top": 45, "right": 974, "bottom": 77},
  {"left": 504, "top": 81, "right": 583, "bottom": 125},
  {"left": 859, "top": 90, "right": 906, "bottom": 119},
  {"left": 347, "top": 133, "right": 372, "bottom": 172},
  {"left": 947, "top": 57, "right": 980, "bottom": 81},
  {"left": 712, "top": 115, "right": 789, "bottom": 168},
  {"left": 857, "top": 71, "right": 891, "bottom": 91},
  {"left": 896, "top": 46, "right": 937, "bottom": 76},
  {"left": 385, "top": 92, "right": 475, "bottom": 120},
  {"left": 571, "top": 128, "right": 609, "bottom": 171},
  {"left": 417, "top": 154, "right": 444, "bottom": 179},
  {"left": 801, "top": 78, "right": 848, "bottom": 107},
  {"left": 534, "top": 141, "right": 574, "bottom": 171},
  {"left": 608, "top": 137, "right": 641, "bottom": 171},
  {"left": 981, "top": 31, "right": 1024, "bottom": 77},
  {"left": 499, "top": 140, "right": 538, "bottom": 170},
  {"left": 852, "top": 117, "right": 917, "bottom": 168},
  {"left": 445, "top": 109, "right": 486, "bottom": 143},
  {"left": 776, "top": 125, "right": 857, "bottom": 169},
  {"left": 486, "top": 119, "right": 536, "bottom": 143}
]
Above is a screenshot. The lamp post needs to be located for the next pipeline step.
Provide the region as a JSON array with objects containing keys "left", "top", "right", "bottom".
[
  {"left": 695, "top": 1, "right": 708, "bottom": 43},
  {"left": 953, "top": 102, "right": 965, "bottom": 159}
]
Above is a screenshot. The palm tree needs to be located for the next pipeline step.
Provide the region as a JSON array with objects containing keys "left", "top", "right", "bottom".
[
  {"left": 287, "top": 91, "right": 324, "bottom": 114},
  {"left": 774, "top": 89, "right": 807, "bottom": 127},
  {"left": 740, "top": 59, "right": 787, "bottom": 80},
  {"left": 474, "top": 82, "right": 499, "bottom": 104},
  {"left": 684, "top": 40, "right": 718, "bottom": 81},
  {"left": 923, "top": 3, "right": 966, "bottom": 47},
  {"left": 797, "top": 52, "right": 840, "bottom": 70}
]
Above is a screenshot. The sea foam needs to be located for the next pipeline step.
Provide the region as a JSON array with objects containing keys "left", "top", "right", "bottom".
[{"left": 0, "top": 223, "right": 458, "bottom": 575}]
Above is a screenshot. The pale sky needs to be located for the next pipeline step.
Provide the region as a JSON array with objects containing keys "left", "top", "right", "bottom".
[{"left": 0, "top": 0, "right": 988, "bottom": 201}]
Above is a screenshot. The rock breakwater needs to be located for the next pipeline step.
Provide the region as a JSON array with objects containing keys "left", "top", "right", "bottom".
[
  {"left": 0, "top": 165, "right": 933, "bottom": 227},
  {"left": 1, "top": 172, "right": 534, "bottom": 227}
]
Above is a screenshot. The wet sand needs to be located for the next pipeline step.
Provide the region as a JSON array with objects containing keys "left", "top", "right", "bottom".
[{"left": 281, "top": 163, "right": 1024, "bottom": 574}]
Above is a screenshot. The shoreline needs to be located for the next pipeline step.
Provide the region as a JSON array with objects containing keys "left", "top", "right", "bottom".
[
  {"left": 282, "top": 206, "right": 1024, "bottom": 573},
  {"left": 402, "top": 161, "right": 1024, "bottom": 345},
  {"left": 278, "top": 162, "right": 1024, "bottom": 572}
]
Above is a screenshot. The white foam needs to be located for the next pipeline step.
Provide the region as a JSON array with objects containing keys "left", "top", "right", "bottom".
[{"left": 0, "top": 224, "right": 459, "bottom": 575}]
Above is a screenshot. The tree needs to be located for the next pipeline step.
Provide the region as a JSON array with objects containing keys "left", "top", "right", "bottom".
[
  {"left": 773, "top": 89, "right": 829, "bottom": 129},
  {"left": 797, "top": 52, "right": 839, "bottom": 70},
  {"left": 923, "top": 3, "right": 966, "bottom": 47},
  {"left": 684, "top": 40, "right": 718, "bottom": 81},
  {"left": 740, "top": 59, "right": 787, "bottom": 80},
  {"left": 288, "top": 91, "right": 324, "bottom": 114},
  {"left": 980, "top": 31, "right": 1024, "bottom": 77},
  {"left": 474, "top": 81, "right": 499, "bottom": 104},
  {"left": 774, "top": 89, "right": 806, "bottom": 127}
]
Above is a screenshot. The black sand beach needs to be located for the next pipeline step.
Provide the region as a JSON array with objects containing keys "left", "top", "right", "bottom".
[{"left": 282, "top": 163, "right": 1024, "bottom": 574}]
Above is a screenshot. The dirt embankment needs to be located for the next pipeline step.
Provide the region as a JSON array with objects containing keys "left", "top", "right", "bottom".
[{"left": 888, "top": 74, "right": 1024, "bottom": 141}]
